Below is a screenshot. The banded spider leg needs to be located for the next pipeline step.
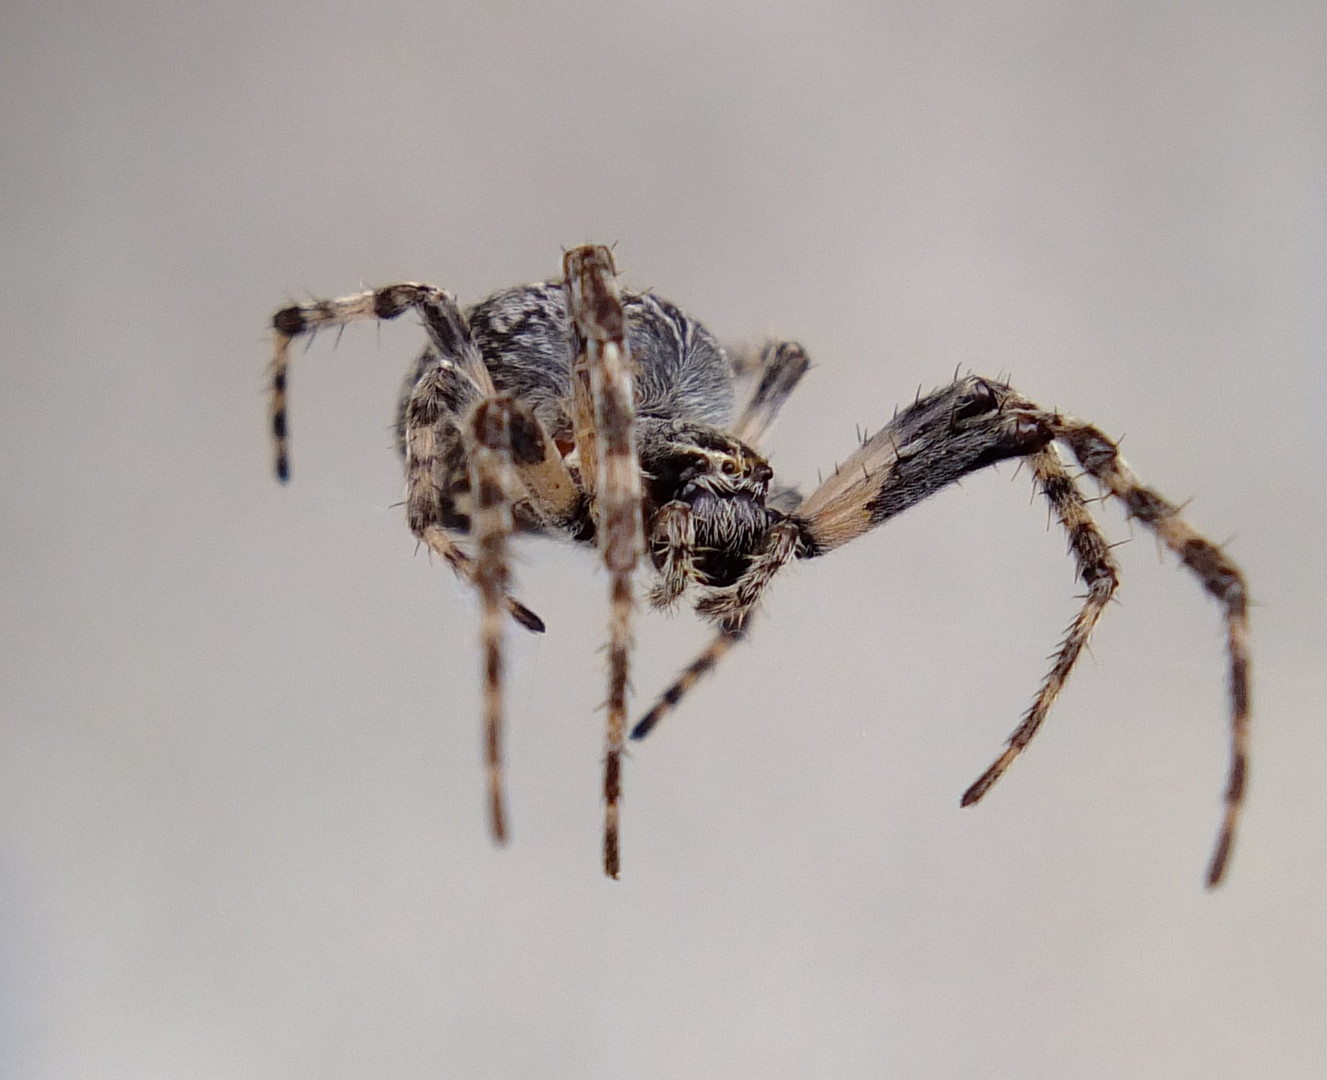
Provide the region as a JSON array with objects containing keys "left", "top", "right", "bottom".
[
  {"left": 633, "top": 374, "right": 1249, "bottom": 886},
  {"left": 563, "top": 246, "right": 644, "bottom": 878},
  {"left": 272, "top": 285, "right": 578, "bottom": 846}
]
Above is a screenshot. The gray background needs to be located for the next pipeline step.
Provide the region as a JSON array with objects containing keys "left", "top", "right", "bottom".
[{"left": 2, "top": 1, "right": 1325, "bottom": 1077}]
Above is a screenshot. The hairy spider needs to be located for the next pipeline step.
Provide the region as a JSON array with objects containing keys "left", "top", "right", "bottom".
[{"left": 269, "top": 244, "right": 1249, "bottom": 886}]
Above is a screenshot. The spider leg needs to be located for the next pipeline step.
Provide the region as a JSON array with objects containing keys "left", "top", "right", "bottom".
[
  {"left": 272, "top": 282, "right": 494, "bottom": 481},
  {"left": 395, "top": 345, "right": 443, "bottom": 459},
  {"left": 632, "top": 513, "right": 803, "bottom": 739},
  {"left": 789, "top": 375, "right": 1248, "bottom": 885},
  {"left": 503, "top": 398, "right": 586, "bottom": 532},
  {"left": 632, "top": 513, "right": 801, "bottom": 736},
  {"left": 793, "top": 376, "right": 1055, "bottom": 552},
  {"left": 400, "top": 324, "right": 545, "bottom": 633},
  {"left": 631, "top": 346, "right": 809, "bottom": 738},
  {"left": 1055, "top": 420, "right": 1250, "bottom": 887},
  {"left": 466, "top": 397, "right": 522, "bottom": 844},
  {"left": 637, "top": 377, "right": 1053, "bottom": 742},
  {"left": 277, "top": 290, "right": 570, "bottom": 630},
  {"left": 960, "top": 444, "right": 1120, "bottom": 806},
  {"left": 731, "top": 341, "right": 812, "bottom": 446},
  {"left": 402, "top": 331, "right": 588, "bottom": 844},
  {"left": 401, "top": 345, "right": 550, "bottom": 839},
  {"left": 631, "top": 621, "right": 747, "bottom": 740},
  {"left": 564, "top": 245, "right": 644, "bottom": 879}
]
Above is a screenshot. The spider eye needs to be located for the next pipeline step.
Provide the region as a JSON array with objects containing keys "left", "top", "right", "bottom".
[{"left": 721, "top": 460, "right": 736, "bottom": 475}]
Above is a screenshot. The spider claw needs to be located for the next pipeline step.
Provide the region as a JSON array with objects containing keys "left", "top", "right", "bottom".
[
  {"left": 960, "top": 766, "right": 997, "bottom": 806},
  {"left": 1206, "top": 829, "right": 1233, "bottom": 889},
  {"left": 507, "top": 598, "right": 545, "bottom": 633}
]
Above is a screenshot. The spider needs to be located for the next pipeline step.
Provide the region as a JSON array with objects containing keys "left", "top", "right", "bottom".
[{"left": 269, "top": 244, "right": 1249, "bottom": 887}]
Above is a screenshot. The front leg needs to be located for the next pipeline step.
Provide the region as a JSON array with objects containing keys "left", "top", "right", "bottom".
[
  {"left": 793, "top": 376, "right": 1054, "bottom": 552},
  {"left": 631, "top": 622, "right": 748, "bottom": 740},
  {"left": 628, "top": 512, "right": 799, "bottom": 741},
  {"left": 790, "top": 374, "right": 1249, "bottom": 886},
  {"left": 563, "top": 245, "right": 644, "bottom": 879}
]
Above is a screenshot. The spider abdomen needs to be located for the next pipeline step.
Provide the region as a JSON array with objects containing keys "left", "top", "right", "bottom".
[{"left": 464, "top": 284, "right": 736, "bottom": 443}]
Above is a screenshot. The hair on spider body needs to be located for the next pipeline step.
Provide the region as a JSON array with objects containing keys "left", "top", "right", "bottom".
[{"left": 269, "top": 244, "right": 1250, "bottom": 888}]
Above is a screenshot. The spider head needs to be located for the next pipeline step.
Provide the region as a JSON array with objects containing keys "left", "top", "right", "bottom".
[
  {"left": 639, "top": 420, "right": 782, "bottom": 588},
  {"left": 680, "top": 438, "right": 773, "bottom": 502},
  {"left": 640, "top": 421, "right": 773, "bottom": 505}
]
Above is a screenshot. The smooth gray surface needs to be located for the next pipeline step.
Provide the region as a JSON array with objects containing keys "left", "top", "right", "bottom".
[{"left": 2, "top": 2, "right": 1325, "bottom": 1077}]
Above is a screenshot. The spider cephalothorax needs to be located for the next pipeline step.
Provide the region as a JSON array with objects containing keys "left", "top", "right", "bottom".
[{"left": 269, "top": 244, "right": 1250, "bottom": 886}]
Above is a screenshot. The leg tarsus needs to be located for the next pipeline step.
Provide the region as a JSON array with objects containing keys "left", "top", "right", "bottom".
[
  {"left": 961, "top": 446, "right": 1120, "bottom": 807},
  {"left": 1056, "top": 421, "right": 1250, "bottom": 888},
  {"left": 506, "top": 597, "right": 546, "bottom": 634},
  {"left": 631, "top": 621, "right": 748, "bottom": 740}
]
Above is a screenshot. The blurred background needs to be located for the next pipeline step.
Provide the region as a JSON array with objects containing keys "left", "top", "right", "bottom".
[{"left": 2, "top": 1, "right": 1325, "bottom": 1077}]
